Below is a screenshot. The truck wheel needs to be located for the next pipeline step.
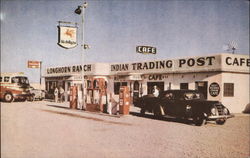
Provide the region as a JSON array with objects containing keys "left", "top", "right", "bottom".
[
  {"left": 20, "top": 98, "right": 26, "bottom": 102},
  {"left": 216, "top": 119, "right": 226, "bottom": 125},
  {"left": 4, "top": 93, "right": 14, "bottom": 102},
  {"left": 28, "top": 95, "right": 35, "bottom": 102}
]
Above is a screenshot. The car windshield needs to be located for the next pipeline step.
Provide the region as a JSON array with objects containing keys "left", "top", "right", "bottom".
[
  {"left": 12, "top": 76, "right": 29, "bottom": 85},
  {"left": 183, "top": 92, "right": 204, "bottom": 100}
]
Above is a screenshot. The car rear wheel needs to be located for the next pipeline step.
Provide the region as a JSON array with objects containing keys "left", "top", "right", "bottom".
[
  {"left": 153, "top": 105, "right": 164, "bottom": 119},
  {"left": 4, "top": 93, "right": 13, "bottom": 102},
  {"left": 140, "top": 108, "right": 145, "bottom": 115},
  {"left": 216, "top": 119, "right": 226, "bottom": 125}
]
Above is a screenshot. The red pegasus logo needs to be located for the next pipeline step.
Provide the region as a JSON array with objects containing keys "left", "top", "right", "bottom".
[{"left": 64, "top": 29, "right": 75, "bottom": 38}]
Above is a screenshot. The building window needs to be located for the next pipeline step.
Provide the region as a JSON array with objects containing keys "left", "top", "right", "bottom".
[
  {"left": 180, "top": 83, "right": 189, "bottom": 90},
  {"left": 87, "top": 80, "right": 92, "bottom": 89},
  {"left": 224, "top": 83, "right": 234, "bottom": 97},
  {"left": 168, "top": 82, "right": 171, "bottom": 90},
  {"left": 114, "top": 82, "right": 127, "bottom": 95},
  {"left": 134, "top": 81, "right": 139, "bottom": 91},
  {"left": 0, "top": 77, "right": 2, "bottom": 82},
  {"left": 114, "top": 82, "right": 120, "bottom": 94},
  {"left": 93, "top": 80, "right": 99, "bottom": 88}
]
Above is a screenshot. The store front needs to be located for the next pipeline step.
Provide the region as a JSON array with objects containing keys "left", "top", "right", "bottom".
[{"left": 44, "top": 53, "right": 250, "bottom": 113}]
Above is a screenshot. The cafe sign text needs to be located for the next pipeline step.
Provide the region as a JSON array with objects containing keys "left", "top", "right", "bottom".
[{"left": 136, "top": 46, "right": 156, "bottom": 54}]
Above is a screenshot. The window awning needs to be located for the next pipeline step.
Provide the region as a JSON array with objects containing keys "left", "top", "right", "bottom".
[{"left": 115, "top": 72, "right": 143, "bottom": 81}]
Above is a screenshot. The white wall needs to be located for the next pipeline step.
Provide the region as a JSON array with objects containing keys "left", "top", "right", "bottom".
[
  {"left": 221, "top": 73, "right": 250, "bottom": 113},
  {"left": 105, "top": 72, "right": 250, "bottom": 113}
]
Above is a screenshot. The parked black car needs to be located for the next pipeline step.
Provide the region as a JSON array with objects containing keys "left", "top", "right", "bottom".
[{"left": 135, "top": 90, "right": 234, "bottom": 126}]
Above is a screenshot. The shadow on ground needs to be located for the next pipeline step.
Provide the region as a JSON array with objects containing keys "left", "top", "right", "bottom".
[
  {"left": 40, "top": 108, "right": 132, "bottom": 126},
  {"left": 129, "top": 111, "right": 218, "bottom": 126},
  {"left": 47, "top": 104, "right": 70, "bottom": 109}
]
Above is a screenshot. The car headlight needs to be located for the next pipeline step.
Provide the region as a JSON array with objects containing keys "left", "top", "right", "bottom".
[
  {"left": 186, "top": 105, "right": 191, "bottom": 111},
  {"left": 223, "top": 108, "right": 228, "bottom": 115},
  {"left": 211, "top": 107, "right": 217, "bottom": 115}
]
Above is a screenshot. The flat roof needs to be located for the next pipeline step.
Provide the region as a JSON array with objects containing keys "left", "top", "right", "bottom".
[{"left": 44, "top": 53, "right": 250, "bottom": 77}]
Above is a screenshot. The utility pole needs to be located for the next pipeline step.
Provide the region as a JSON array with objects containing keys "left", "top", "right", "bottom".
[{"left": 75, "top": 2, "right": 88, "bottom": 110}]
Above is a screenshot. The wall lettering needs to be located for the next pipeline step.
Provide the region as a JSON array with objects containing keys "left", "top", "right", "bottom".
[
  {"left": 148, "top": 75, "right": 162, "bottom": 80},
  {"left": 179, "top": 56, "right": 215, "bottom": 67},
  {"left": 132, "top": 60, "right": 172, "bottom": 71},
  {"left": 47, "top": 65, "right": 91, "bottom": 74},
  {"left": 111, "top": 64, "right": 129, "bottom": 71},
  {"left": 225, "top": 57, "right": 250, "bottom": 67}
]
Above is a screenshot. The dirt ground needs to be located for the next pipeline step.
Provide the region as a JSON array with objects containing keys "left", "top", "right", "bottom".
[{"left": 1, "top": 101, "right": 250, "bottom": 158}]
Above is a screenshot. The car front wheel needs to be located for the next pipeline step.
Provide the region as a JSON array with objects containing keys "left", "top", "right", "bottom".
[{"left": 216, "top": 119, "right": 226, "bottom": 125}]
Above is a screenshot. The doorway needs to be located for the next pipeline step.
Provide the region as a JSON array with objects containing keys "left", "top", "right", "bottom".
[
  {"left": 147, "top": 82, "right": 164, "bottom": 95},
  {"left": 195, "top": 81, "right": 208, "bottom": 99},
  {"left": 133, "top": 81, "right": 140, "bottom": 104}
]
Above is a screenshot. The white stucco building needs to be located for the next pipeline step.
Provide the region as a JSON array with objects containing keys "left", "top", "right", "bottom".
[{"left": 44, "top": 53, "right": 250, "bottom": 113}]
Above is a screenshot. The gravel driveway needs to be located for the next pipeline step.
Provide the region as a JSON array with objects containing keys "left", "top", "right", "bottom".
[{"left": 1, "top": 101, "right": 249, "bottom": 158}]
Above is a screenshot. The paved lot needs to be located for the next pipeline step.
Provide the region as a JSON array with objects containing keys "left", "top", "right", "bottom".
[{"left": 1, "top": 101, "right": 250, "bottom": 158}]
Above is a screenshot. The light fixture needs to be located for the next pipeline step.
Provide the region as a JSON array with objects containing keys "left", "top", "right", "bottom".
[
  {"left": 75, "top": 6, "right": 82, "bottom": 14},
  {"left": 74, "top": 2, "right": 88, "bottom": 15}
]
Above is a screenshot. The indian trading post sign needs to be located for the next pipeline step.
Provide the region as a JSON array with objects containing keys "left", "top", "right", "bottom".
[
  {"left": 28, "top": 61, "right": 40, "bottom": 68},
  {"left": 136, "top": 46, "right": 156, "bottom": 54},
  {"left": 58, "top": 26, "right": 77, "bottom": 49}
]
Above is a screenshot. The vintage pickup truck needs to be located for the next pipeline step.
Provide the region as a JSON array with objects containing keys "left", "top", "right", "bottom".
[{"left": 135, "top": 90, "right": 234, "bottom": 126}]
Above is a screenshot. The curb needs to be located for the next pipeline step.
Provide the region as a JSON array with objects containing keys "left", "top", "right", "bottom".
[{"left": 46, "top": 101, "right": 123, "bottom": 118}]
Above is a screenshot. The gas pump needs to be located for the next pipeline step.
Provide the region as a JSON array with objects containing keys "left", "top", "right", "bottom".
[
  {"left": 69, "top": 86, "right": 78, "bottom": 109},
  {"left": 85, "top": 77, "right": 107, "bottom": 112},
  {"left": 119, "top": 86, "right": 130, "bottom": 115}
]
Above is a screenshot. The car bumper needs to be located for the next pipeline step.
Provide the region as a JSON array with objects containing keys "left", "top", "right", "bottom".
[{"left": 208, "top": 114, "right": 234, "bottom": 120}]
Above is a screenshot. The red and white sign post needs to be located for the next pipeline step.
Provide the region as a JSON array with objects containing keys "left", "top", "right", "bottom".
[{"left": 28, "top": 60, "right": 42, "bottom": 88}]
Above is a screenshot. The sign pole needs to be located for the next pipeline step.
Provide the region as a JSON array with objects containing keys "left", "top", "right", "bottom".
[
  {"left": 40, "top": 61, "right": 42, "bottom": 89},
  {"left": 81, "top": 6, "right": 85, "bottom": 110},
  {"left": 75, "top": 2, "right": 88, "bottom": 110},
  {"left": 27, "top": 60, "right": 42, "bottom": 89}
]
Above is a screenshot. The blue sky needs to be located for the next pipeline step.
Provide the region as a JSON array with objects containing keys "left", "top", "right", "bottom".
[{"left": 1, "top": 0, "right": 249, "bottom": 83}]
